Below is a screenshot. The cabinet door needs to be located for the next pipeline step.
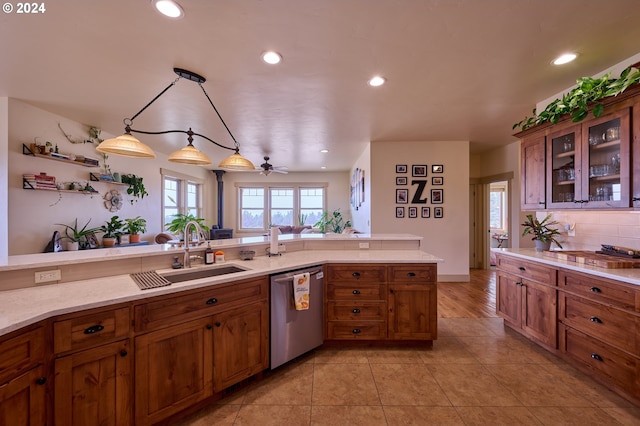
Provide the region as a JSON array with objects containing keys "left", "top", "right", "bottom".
[
  {"left": 632, "top": 100, "right": 640, "bottom": 207},
  {"left": 521, "top": 134, "right": 547, "bottom": 210},
  {"left": 135, "top": 318, "right": 213, "bottom": 426},
  {"left": 521, "top": 279, "right": 557, "bottom": 349},
  {"left": 547, "top": 124, "right": 582, "bottom": 208},
  {"left": 388, "top": 284, "right": 436, "bottom": 340},
  {"left": 0, "top": 366, "right": 46, "bottom": 426},
  {"left": 54, "top": 340, "right": 132, "bottom": 426},
  {"left": 496, "top": 271, "right": 521, "bottom": 326},
  {"left": 212, "top": 301, "right": 268, "bottom": 391}
]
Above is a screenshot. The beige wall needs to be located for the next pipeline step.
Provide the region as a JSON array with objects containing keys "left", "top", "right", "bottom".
[
  {"left": 0, "top": 98, "right": 8, "bottom": 259},
  {"left": 371, "top": 140, "right": 470, "bottom": 280},
  {"left": 349, "top": 143, "right": 371, "bottom": 234}
]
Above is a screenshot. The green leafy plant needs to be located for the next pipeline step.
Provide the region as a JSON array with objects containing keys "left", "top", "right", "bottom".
[
  {"left": 123, "top": 216, "right": 147, "bottom": 235},
  {"left": 513, "top": 64, "right": 640, "bottom": 132},
  {"left": 165, "top": 213, "right": 210, "bottom": 239},
  {"left": 521, "top": 214, "right": 563, "bottom": 249},
  {"left": 56, "top": 218, "right": 101, "bottom": 248},
  {"left": 101, "top": 215, "right": 124, "bottom": 239},
  {"left": 121, "top": 174, "right": 148, "bottom": 203},
  {"left": 314, "top": 209, "right": 352, "bottom": 234}
]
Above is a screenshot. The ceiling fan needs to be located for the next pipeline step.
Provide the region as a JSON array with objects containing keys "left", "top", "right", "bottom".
[{"left": 256, "top": 156, "right": 288, "bottom": 175}]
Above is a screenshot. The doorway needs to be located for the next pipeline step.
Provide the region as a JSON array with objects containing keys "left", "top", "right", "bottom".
[{"left": 488, "top": 180, "right": 509, "bottom": 266}]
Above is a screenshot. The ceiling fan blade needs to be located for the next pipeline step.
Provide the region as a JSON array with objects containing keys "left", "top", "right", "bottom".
[{"left": 272, "top": 169, "right": 288, "bottom": 174}]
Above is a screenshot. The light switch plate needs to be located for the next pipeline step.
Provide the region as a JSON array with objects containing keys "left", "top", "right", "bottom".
[
  {"left": 35, "top": 269, "right": 61, "bottom": 284},
  {"left": 359, "top": 242, "right": 370, "bottom": 249}
]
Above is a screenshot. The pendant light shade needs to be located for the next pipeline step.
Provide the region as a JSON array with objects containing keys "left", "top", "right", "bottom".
[
  {"left": 97, "top": 133, "right": 156, "bottom": 159},
  {"left": 168, "top": 143, "right": 212, "bottom": 165},
  {"left": 218, "top": 151, "right": 256, "bottom": 170}
]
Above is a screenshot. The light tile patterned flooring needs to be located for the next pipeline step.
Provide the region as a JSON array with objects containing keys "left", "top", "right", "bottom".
[{"left": 178, "top": 274, "right": 640, "bottom": 425}]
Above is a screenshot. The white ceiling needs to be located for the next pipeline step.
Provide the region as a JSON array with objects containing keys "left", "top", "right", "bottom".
[{"left": 2, "top": 0, "right": 640, "bottom": 172}]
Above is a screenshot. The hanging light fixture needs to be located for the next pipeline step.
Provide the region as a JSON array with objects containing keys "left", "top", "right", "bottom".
[{"left": 98, "top": 68, "right": 255, "bottom": 170}]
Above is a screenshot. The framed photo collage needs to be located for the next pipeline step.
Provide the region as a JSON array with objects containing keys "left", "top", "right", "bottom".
[{"left": 395, "top": 163, "right": 444, "bottom": 220}]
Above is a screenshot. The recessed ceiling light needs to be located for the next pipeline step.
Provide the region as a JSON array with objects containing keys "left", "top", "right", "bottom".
[
  {"left": 262, "top": 51, "right": 282, "bottom": 65},
  {"left": 552, "top": 53, "right": 577, "bottom": 65},
  {"left": 321, "top": 166, "right": 327, "bottom": 170},
  {"left": 152, "top": 0, "right": 184, "bottom": 19},
  {"left": 368, "top": 76, "right": 386, "bottom": 87},
  {"left": 320, "top": 149, "right": 329, "bottom": 153}
]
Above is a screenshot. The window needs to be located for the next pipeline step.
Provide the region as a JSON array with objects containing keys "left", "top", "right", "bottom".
[
  {"left": 489, "top": 181, "right": 507, "bottom": 231},
  {"left": 237, "top": 184, "right": 326, "bottom": 231},
  {"left": 162, "top": 169, "right": 204, "bottom": 230}
]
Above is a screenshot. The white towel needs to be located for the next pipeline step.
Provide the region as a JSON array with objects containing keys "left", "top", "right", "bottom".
[{"left": 293, "top": 272, "right": 310, "bottom": 310}]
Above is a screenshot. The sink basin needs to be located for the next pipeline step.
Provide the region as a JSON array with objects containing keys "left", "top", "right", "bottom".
[{"left": 161, "top": 265, "right": 249, "bottom": 283}]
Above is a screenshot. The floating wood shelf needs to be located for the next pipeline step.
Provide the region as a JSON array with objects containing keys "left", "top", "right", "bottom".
[{"left": 22, "top": 144, "right": 99, "bottom": 168}]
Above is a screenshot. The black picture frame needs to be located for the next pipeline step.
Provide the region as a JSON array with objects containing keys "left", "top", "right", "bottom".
[
  {"left": 434, "top": 207, "right": 443, "bottom": 218},
  {"left": 86, "top": 233, "right": 98, "bottom": 249},
  {"left": 431, "top": 189, "right": 443, "bottom": 204},
  {"left": 396, "top": 207, "right": 405, "bottom": 218},
  {"left": 421, "top": 207, "right": 430, "bottom": 218},
  {"left": 396, "top": 176, "right": 407, "bottom": 185},
  {"left": 396, "top": 188, "right": 408, "bottom": 204},
  {"left": 396, "top": 164, "right": 407, "bottom": 173},
  {"left": 432, "top": 177, "right": 443, "bottom": 185},
  {"left": 408, "top": 207, "right": 417, "bottom": 218},
  {"left": 432, "top": 164, "right": 443, "bottom": 173},
  {"left": 412, "top": 164, "right": 427, "bottom": 177}
]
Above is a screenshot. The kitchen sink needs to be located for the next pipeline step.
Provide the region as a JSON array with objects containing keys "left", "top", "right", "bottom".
[{"left": 161, "top": 265, "right": 249, "bottom": 283}]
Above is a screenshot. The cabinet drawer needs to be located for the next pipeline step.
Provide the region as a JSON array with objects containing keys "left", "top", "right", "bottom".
[
  {"left": 561, "top": 325, "right": 639, "bottom": 395},
  {"left": 559, "top": 270, "right": 636, "bottom": 311},
  {"left": 495, "top": 255, "right": 556, "bottom": 285},
  {"left": 326, "top": 301, "right": 386, "bottom": 321},
  {"left": 327, "top": 265, "right": 386, "bottom": 284},
  {"left": 559, "top": 294, "right": 639, "bottom": 353},
  {"left": 134, "top": 277, "right": 268, "bottom": 332},
  {"left": 0, "top": 327, "right": 45, "bottom": 384},
  {"left": 388, "top": 264, "right": 436, "bottom": 283},
  {"left": 326, "top": 283, "right": 386, "bottom": 301},
  {"left": 327, "top": 322, "right": 387, "bottom": 340},
  {"left": 54, "top": 307, "right": 129, "bottom": 354}
]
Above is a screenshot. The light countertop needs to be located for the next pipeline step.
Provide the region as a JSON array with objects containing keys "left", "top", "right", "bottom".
[{"left": 0, "top": 248, "right": 440, "bottom": 337}]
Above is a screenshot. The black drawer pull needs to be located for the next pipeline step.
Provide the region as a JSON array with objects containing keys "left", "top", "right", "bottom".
[
  {"left": 206, "top": 324, "right": 213, "bottom": 330},
  {"left": 352, "top": 329, "right": 361, "bottom": 334},
  {"left": 352, "top": 272, "right": 361, "bottom": 277},
  {"left": 591, "top": 353, "right": 603, "bottom": 361},
  {"left": 407, "top": 272, "right": 416, "bottom": 277},
  {"left": 352, "top": 308, "right": 361, "bottom": 314},
  {"left": 518, "top": 266, "right": 526, "bottom": 272},
  {"left": 215, "top": 322, "right": 221, "bottom": 327},
  {"left": 84, "top": 325, "right": 104, "bottom": 335},
  {"left": 35, "top": 377, "right": 46, "bottom": 386},
  {"left": 590, "top": 287, "right": 602, "bottom": 293},
  {"left": 120, "top": 350, "right": 128, "bottom": 357},
  {"left": 590, "top": 316, "right": 602, "bottom": 324},
  {"left": 206, "top": 298, "right": 218, "bottom": 305},
  {"left": 352, "top": 289, "right": 361, "bottom": 295}
]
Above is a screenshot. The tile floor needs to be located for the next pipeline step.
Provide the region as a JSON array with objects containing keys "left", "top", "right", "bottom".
[{"left": 177, "top": 316, "right": 640, "bottom": 425}]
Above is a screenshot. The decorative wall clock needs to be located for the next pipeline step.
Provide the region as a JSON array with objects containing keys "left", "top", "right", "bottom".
[{"left": 104, "top": 189, "right": 123, "bottom": 212}]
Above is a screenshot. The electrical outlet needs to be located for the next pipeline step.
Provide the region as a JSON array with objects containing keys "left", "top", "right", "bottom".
[
  {"left": 359, "top": 242, "right": 370, "bottom": 249},
  {"left": 35, "top": 269, "right": 61, "bottom": 284},
  {"left": 278, "top": 243, "right": 286, "bottom": 252}
]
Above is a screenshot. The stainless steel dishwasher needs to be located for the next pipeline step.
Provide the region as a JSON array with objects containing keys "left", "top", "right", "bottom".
[{"left": 270, "top": 266, "right": 324, "bottom": 369}]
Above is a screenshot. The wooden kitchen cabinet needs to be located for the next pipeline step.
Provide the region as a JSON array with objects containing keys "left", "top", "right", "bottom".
[
  {"left": 212, "top": 301, "right": 269, "bottom": 391},
  {"left": 0, "top": 326, "right": 46, "bottom": 426},
  {"left": 520, "top": 133, "right": 547, "bottom": 210}
]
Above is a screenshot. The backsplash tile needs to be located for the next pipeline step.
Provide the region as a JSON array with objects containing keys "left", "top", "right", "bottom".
[{"left": 546, "top": 211, "right": 640, "bottom": 251}]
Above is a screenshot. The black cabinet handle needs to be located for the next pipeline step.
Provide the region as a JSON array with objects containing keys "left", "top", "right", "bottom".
[
  {"left": 407, "top": 272, "right": 416, "bottom": 277},
  {"left": 215, "top": 322, "right": 221, "bottom": 327},
  {"left": 35, "top": 377, "right": 46, "bottom": 386},
  {"left": 83, "top": 325, "right": 104, "bottom": 335},
  {"left": 352, "top": 308, "right": 361, "bottom": 314},
  {"left": 516, "top": 281, "right": 523, "bottom": 286},
  {"left": 633, "top": 197, "right": 640, "bottom": 202},
  {"left": 352, "top": 289, "right": 361, "bottom": 295},
  {"left": 590, "top": 316, "right": 602, "bottom": 324},
  {"left": 206, "top": 298, "right": 218, "bottom": 305},
  {"left": 591, "top": 353, "right": 603, "bottom": 361},
  {"left": 352, "top": 272, "right": 361, "bottom": 278},
  {"left": 518, "top": 266, "right": 526, "bottom": 272},
  {"left": 352, "top": 329, "right": 361, "bottom": 334},
  {"left": 590, "top": 287, "right": 602, "bottom": 293},
  {"left": 120, "top": 350, "right": 128, "bottom": 357},
  {"left": 538, "top": 201, "right": 545, "bottom": 205},
  {"left": 206, "top": 324, "right": 213, "bottom": 330}
]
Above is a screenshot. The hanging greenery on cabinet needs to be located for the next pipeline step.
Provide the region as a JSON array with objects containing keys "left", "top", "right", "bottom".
[{"left": 513, "top": 64, "right": 640, "bottom": 132}]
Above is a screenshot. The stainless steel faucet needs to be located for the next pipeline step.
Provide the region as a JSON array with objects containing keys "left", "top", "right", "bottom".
[{"left": 183, "top": 220, "right": 204, "bottom": 268}]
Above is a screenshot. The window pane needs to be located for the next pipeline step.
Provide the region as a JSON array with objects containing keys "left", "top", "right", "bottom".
[
  {"left": 240, "top": 188, "right": 265, "bottom": 229},
  {"left": 164, "top": 208, "right": 179, "bottom": 230},
  {"left": 164, "top": 178, "right": 178, "bottom": 206},
  {"left": 300, "top": 188, "right": 324, "bottom": 208},
  {"left": 241, "top": 210, "right": 264, "bottom": 229},
  {"left": 271, "top": 210, "right": 293, "bottom": 226},
  {"left": 187, "top": 182, "right": 198, "bottom": 209},
  {"left": 271, "top": 188, "right": 293, "bottom": 208},
  {"left": 489, "top": 191, "right": 504, "bottom": 229},
  {"left": 300, "top": 209, "right": 323, "bottom": 225}
]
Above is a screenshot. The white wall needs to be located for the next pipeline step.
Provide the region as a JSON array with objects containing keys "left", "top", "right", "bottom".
[
  {"left": 8, "top": 99, "right": 216, "bottom": 255},
  {"left": 0, "top": 98, "right": 8, "bottom": 260},
  {"left": 371, "top": 141, "right": 470, "bottom": 280},
  {"left": 349, "top": 144, "right": 371, "bottom": 233}
]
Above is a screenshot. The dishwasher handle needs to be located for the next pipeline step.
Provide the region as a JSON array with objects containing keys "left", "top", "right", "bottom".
[{"left": 272, "top": 269, "right": 322, "bottom": 284}]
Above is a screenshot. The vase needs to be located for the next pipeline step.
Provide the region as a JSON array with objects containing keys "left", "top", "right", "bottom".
[
  {"left": 535, "top": 240, "right": 552, "bottom": 252},
  {"left": 102, "top": 237, "right": 116, "bottom": 248},
  {"left": 129, "top": 234, "right": 141, "bottom": 243},
  {"left": 65, "top": 241, "right": 79, "bottom": 251}
]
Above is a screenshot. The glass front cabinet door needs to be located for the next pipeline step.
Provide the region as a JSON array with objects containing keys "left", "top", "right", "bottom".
[{"left": 547, "top": 109, "right": 630, "bottom": 209}]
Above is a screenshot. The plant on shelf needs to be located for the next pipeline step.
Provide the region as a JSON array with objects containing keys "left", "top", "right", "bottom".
[
  {"left": 165, "top": 213, "right": 210, "bottom": 241},
  {"left": 513, "top": 64, "right": 640, "bottom": 132},
  {"left": 123, "top": 216, "right": 147, "bottom": 243},
  {"left": 314, "top": 209, "right": 352, "bottom": 234},
  {"left": 56, "top": 218, "right": 101, "bottom": 251},
  {"left": 121, "top": 174, "right": 148, "bottom": 203},
  {"left": 101, "top": 215, "right": 124, "bottom": 247},
  {"left": 521, "top": 214, "right": 563, "bottom": 251}
]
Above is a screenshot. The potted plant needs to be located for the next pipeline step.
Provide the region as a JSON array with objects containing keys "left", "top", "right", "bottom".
[
  {"left": 165, "top": 213, "right": 210, "bottom": 241},
  {"left": 314, "top": 209, "right": 352, "bottom": 234},
  {"left": 56, "top": 218, "right": 101, "bottom": 251},
  {"left": 123, "top": 216, "right": 147, "bottom": 243},
  {"left": 521, "top": 214, "right": 563, "bottom": 251},
  {"left": 101, "top": 215, "right": 124, "bottom": 247},
  {"left": 121, "top": 174, "right": 148, "bottom": 204}
]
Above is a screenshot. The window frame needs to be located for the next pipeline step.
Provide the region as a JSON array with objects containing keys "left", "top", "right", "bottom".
[{"left": 161, "top": 168, "right": 205, "bottom": 231}]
